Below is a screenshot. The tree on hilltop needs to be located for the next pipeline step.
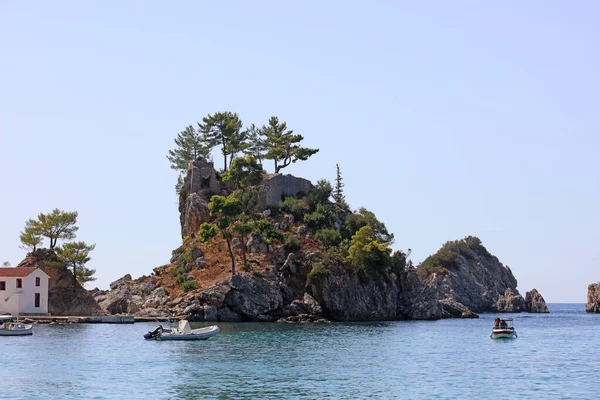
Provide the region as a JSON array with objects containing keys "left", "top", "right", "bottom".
[
  {"left": 199, "top": 112, "right": 245, "bottom": 171},
  {"left": 261, "top": 116, "right": 319, "bottom": 173},
  {"left": 243, "top": 124, "right": 268, "bottom": 164},
  {"left": 333, "top": 164, "right": 348, "bottom": 208},
  {"left": 167, "top": 125, "right": 214, "bottom": 194},
  {"left": 20, "top": 220, "right": 43, "bottom": 252},
  {"left": 24, "top": 209, "right": 79, "bottom": 249},
  {"left": 222, "top": 156, "right": 264, "bottom": 191}
]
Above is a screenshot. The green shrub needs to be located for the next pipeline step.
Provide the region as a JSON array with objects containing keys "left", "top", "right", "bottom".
[
  {"left": 198, "top": 222, "right": 218, "bottom": 243},
  {"left": 416, "top": 236, "right": 490, "bottom": 278},
  {"left": 303, "top": 203, "right": 332, "bottom": 229},
  {"left": 346, "top": 225, "right": 392, "bottom": 270},
  {"left": 314, "top": 229, "right": 342, "bottom": 248},
  {"left": 182, "top": 280, "right": 198, "bottom": 292},
  {"left": 306, "top": 265, "right": 330, "bottom": 286},
  {"left": 252, "top": 220, "right": 284, "bottom": 244},
  {"left": 283, "top": 235, "right": 302, "bottom": 253},
  {"left": 281, "top": 197, "right": 309, "bottom": 220},
  {"left": 305, "top": 179, "right": 332, "bottom": 210},
  {"left": 342, "top": 207, "right": 394, "bottom": 244}
]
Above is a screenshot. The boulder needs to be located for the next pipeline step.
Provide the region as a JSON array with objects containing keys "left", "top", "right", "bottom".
[
  {"left": 524, "top": 289, "right": 549, "bottom": 313},
  {"left": 246, "top": 234, "right": 269, "bottom": 253},
  {"left": 195, "top": 257, "right": 207, "bottom": 269},
  {"left": 218, "top": 307, "right": 241, "bottom": 322},
  {"left": 225, "top": 274, "right": 284, "bottom": 320},
  {"left": 494, "top": 288, "right": 525, "bottom": 312},
  {"left": 586, "top": 282, "right": 600, "bottom": 313},
  {"left": 302, "top": 293, "right": 323, "bottom": 317},
  {"left": 202, "top": 305, "right": 218, "bottom": 321},
  {"left": 440, "top": 299, "right": 478, "bottom": 319}
]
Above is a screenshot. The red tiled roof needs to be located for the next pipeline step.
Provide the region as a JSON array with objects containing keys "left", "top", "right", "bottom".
[{"left": 0, "top": 267, "right": 37, "bottom": 277}]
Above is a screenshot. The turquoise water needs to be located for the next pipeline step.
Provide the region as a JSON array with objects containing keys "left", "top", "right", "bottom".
[{"left": 2, "top": 304, "right": 599, "bottom": 399}]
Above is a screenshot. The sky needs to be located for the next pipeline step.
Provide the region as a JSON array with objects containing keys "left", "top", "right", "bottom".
[{"left": 1, "top": 1, "right": 598, "bottom": 302}]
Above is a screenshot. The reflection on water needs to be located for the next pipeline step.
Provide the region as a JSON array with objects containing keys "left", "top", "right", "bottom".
[{"left": 2, "top": 304, "right": 599, "bottom": 399}]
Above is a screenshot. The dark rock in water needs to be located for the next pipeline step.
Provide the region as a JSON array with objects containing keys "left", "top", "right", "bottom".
[
  {"left": 524, "top": 289, "right": 549, "bottom": 313},
  {"left": 277, "top": 314, "right": 330, "bottom": 323},
  {"left": 17, "top": 249, "right": 102, "bottom": 316},
  {"left": 586, "top": 282, "right": 600, "bottom": 313},
  {"left": 440, "top": 299, "right": 479, "bottom": 318},
  {"left": 309, "top": 269, "right": 400, "bottom": 321},
  {"left": 218, "top": 307, "right": 241, "bottom": 322}
]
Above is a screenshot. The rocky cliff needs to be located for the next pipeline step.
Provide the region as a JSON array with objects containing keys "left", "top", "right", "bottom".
[
  {"left": 94, "top": 162, "right": 549, "bottom": 322},
  {"left": 586, "top": 282, "right": 600, "bottom": 313},
  {"left": 17, "top": 249, "right": 102, "bottom": 316}
]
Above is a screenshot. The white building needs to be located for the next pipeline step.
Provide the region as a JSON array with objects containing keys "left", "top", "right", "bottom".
[{"left": 0, "top": 267, "right": 50, "bottom": 315}]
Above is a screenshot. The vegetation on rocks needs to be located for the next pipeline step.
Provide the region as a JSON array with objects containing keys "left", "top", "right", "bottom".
[
  {"left": 416, "top": 236, "right": 491, "bottom": 279},
  {"left": 18, "top": 209, "right": 97, "bottom": 288}
]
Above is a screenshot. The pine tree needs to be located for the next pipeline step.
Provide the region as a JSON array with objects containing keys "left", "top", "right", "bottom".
[
  {"left": 199, "top": 112, "right": 244, "bottom": 171},
  {"left": 243, "top": 124, "right": 268, "bottom": 164},
  {"left": 26, "top": 209, "right": 79, "bottom": 249},
  {"left": 334, "top": 164, "right": 346, "bottom": 206},
  {"left": 261, "top": 116, "right": 319, "bottom": 173},
  {"left": 167, "top": 125, "right": 213, "bottom": 172},
  {"left": 19, "top": 220, "right": 43, "bottom": 252},
  {"left": 48, "top": 241, "right": 96, "bottom": 289}
]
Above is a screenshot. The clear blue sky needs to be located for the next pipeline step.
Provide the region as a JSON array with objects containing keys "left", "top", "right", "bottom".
[{"left": 1, "top": 1, "right": 598, "bottom": 302}]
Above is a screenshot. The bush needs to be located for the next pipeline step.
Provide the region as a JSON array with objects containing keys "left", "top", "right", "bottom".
[
  {"left": 346, "top": 225, "right": 391, "bottom": 270},
  {"left": 305, "top": 179, "right": 332, "bottom": 210},
  {"left": 342, "top": 207, "right": 394, "bottom": 244},
  {"left": 314, "top": 229, "right": 342, "bottom": 248},
  {"left": 416, "top": 236, "right": 490, "bottom": 278},
  {"left": 252, "top": 220, "right": 284, "bottom": 244},
  {"left": 283, "top": 235, "right": 302, "bottom": 253},
  {"left": 198, "top": 223, "right": 218, "bottom": 243},
  {"left": 303, "top": 203, "right": 332, "bottom": 229},
  {"left": 281, "top": 197, "right": 309, "bottom": 220},
  {"left": 306, "top": 265, "right": 330, "bottom": 286},
  {"left": 182, "top": 280, "right": 198, "bottom": 292}
]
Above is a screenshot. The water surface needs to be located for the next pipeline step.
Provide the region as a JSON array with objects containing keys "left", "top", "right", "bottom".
[{"left": 2, "top": 304, "right": 599, "bottom": 399}]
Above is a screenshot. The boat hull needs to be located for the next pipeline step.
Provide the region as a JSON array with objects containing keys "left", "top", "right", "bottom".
[
  {"left": 0, "top": 325, "right": 33, "bottom": 336},
  {"left": 145, "top": 325, "right": 220, "bottom": 341},
  {"left": 491, "top": 329, "right": 517, "bottom": 339}
]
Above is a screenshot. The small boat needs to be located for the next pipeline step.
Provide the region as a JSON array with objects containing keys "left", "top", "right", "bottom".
[
  {"left": 490, "top": 318, "right": 517, "bottom": 339},
  {"left": 144, "top": 318, "right": 219, "bottom": 341},
  {"left": 0, "top": 317, "right": 33, "bottom": 336}
]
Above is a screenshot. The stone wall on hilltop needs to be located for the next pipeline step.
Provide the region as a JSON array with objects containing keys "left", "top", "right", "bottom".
[{"left": 257, "top": 174, "right": 313, "bottom": 210}]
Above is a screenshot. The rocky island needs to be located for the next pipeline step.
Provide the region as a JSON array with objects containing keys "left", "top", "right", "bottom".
[
  {"left": 89, "top": 157, "right": 548, "bottom": 322},
  {"left": 12, "top": 112, "right": 550, "bottom": 321}
]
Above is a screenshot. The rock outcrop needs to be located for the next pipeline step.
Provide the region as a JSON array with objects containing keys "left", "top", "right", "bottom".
[
  {"left": 586, "top": 282, "right": 600, "bottom": 313},
  {"left": 178, "top": 158, "right": 228, "bottom": 237},
  {"left": 524, "top": 289, "right": 549, "bottom": 313},
  {"left": 92, "top": 274, "right": 170, "bottom": 317},
  {"left": 17, "top": 249, "right": 102, "bottom": 316}
]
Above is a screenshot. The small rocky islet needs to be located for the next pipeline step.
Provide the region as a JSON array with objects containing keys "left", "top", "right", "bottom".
[{"left": 17, "top": 158, "right": 555, "bottom": 322}]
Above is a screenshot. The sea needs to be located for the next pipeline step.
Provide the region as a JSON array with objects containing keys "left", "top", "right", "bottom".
[{"left": 2, "top": 303, "right": 598, "bottom": 399}]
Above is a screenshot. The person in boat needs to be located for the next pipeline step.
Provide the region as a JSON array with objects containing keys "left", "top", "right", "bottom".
[
  {"left": 499, "top": 319, "right": 508, "bottom": 329},
  {"left": 494, "top": 318, "right": 501, "bottom": 328}
]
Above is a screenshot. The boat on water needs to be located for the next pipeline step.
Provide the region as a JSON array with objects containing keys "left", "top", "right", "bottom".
[
  {"left": 144, "top": 318, "right": 220, "bottom": 341},
  {"left": 0, "top": 315, "right": 33, "bottom": 336},
  {"left": 490, "top": 318, "right": 517, "bottom": 339}
]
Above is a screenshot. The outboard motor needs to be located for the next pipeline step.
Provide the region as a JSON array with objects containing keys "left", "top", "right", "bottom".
[{"left": 144, "top": 324, "right": 163, "bottom": 340}]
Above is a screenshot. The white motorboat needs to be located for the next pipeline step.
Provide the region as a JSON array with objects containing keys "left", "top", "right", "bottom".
[
  {"left": 490, "top": 318, "right": 517, "bottom": 339},
  {"left": 0, "top": 320, "right": 33, "bottom": 336},
  {"left": 144, "top": 318, "right": 219, "bottom": 341}
]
